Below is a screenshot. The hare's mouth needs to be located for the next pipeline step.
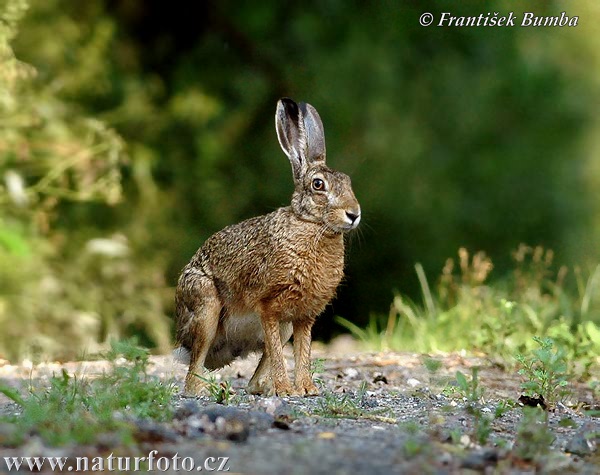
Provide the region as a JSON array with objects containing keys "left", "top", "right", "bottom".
[
  {"left": 344, "top": 210, "right": 361, "bottom": 229},
  {"left": 327, "top": 209, "right": 361, "bottom": 233}
]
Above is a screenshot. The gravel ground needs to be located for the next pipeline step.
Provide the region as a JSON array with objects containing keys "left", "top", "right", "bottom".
[{"left": 0, "top": 339, "right": 598, "bottom": 474}]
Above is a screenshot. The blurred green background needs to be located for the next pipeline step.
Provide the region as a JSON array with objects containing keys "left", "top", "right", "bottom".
[{"left": 1, "top": 0, "right": 599, "bottom": 361}]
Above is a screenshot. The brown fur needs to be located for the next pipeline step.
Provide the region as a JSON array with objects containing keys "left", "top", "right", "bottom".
[{"left": 175, "top": 98, "right": 360, "bottom": 396}]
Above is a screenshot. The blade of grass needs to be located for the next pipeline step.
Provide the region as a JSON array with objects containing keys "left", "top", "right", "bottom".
[{"left": 415, "top": 263, "right": 435, "bottom": 316}]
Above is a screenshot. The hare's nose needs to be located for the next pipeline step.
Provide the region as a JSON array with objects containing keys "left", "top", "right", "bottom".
[{"left": 345, "top": 211, "right": 361, "bottom": 226}]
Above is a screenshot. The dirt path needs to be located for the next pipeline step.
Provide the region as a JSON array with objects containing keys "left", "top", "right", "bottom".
[{"left": 0, "top": 343, "right": 598, "bottom": 474}]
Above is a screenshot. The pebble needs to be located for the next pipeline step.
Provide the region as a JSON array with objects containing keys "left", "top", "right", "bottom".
[
  {"left": 247, "top": 411, "right": 275, "bottom": 431},
  {"left": 565, "top": 423, "right": 598, "bottom": 456},
  {"left": 343, "top": 367, "right": 360, "bottom": 380},
  {"left": 174, "top": 399, "right": 202, "bottom": 420},
  {"left": 200, "top": 405, "right": 250, "bottom": 442},
  {"left": 406, "top": 378, "right": 421, "bottom": 387},
  {"left": 257, "top": 397, "right": 285, "bottom": 416},
  {"left": 460, "top": 449, "right": 499, "bottom": 470},
  {"left": 437, "top": 451, "right": 453, "bottom": 466},
  {"left": 0, "top": 422, "right": 18, "bottom": 444},
  {"left": 134, "top": 420, "right": 179, "bottom": 443}
]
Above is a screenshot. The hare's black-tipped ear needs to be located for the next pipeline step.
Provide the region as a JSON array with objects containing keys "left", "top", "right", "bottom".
[
  {"left": 299, "top": 102, "right": 326, "bottom": 165},
  {"left": 276, "top": 98, "right": 306, "bottom": 182}
]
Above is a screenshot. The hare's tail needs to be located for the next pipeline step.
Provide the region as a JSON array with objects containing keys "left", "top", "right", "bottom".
[{"left": 172, "top": 346, "right": 191, "bottom": 365}]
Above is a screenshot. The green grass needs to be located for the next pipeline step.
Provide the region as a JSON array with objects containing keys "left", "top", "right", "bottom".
[
  {"left": 0, "top": 339, "right": 176, "bottom": 447},
  {"left": 313, "top": 382, "right": 395, "bottom": 423},
  {"left": 196, "top": 373, "right": 235, "bottom": 405},
  {"left": 338, "top": 245, "right": 600, "bottom": 381}
]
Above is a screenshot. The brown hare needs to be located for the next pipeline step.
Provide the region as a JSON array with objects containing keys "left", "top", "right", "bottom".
[{"left": 175, "top": 98, "right": 360, "bottom": 397}]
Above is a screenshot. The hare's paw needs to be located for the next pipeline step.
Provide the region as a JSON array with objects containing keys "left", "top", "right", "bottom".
[
  {"left": 183, "top": 379, "right": 209, "bottom": 397},
  {"left": 268, "top": 382, "right": 297, "bottom": 397},
  {"left": 295, "top": 380, "right": 319, "bottom": 397},
  {"left": 183, "top": 372, "right": 213, "bottom": 397},
  {"left": 247, "top": 378, "right": 272, "bottom": 395}
]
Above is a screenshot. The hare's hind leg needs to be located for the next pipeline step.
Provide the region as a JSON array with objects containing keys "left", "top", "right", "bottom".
[
  {"left": 247, "top": 322, "right": 292, "bottom": 395},
  {"left": 182, "top": 277, "right": 221, "bottom": 396}
]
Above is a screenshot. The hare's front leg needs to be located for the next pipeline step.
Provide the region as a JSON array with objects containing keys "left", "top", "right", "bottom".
[
  {"left": 259, "top": 311, "right": 295, "bottom": 396},
  {"left": 292, "top": 319, "right": 319, "bottom": 396},
  {"left": 248, "top": 322, "right": 292, "bottom": 395},
  {"left": 183, "top": 278, "right": 221, "bottom": 396}
]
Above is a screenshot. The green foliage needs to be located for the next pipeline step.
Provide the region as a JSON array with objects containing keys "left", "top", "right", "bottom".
[
  {"left": 516, "top": 337, "right": 570, "bottom": 409},
  {"left": 340, "top": 246, "right": 600, "bottom": 380},
  {"left": 454, "top": 368, "right": 484, "bottom": 405},
  {"left": 197, "top": 373, "right": 234, "bottom": 405},
  {"left": 315, "top": 382, "right": 369, "bottom": 420},
  {"left": 452, "top": 368, "right": 493, "bottom": 445},
  {"left": 311, "top": 357, "right": 326, "bottom": 376},
  {"left": 0, "top": 0, "right": 170, "bottom": 360},
  {"left": 314, "top": 382, "right": 393, "bottom": 422},
  {"left": 494, "top": 399, "right": 515, "bottom": 419},
  {"left": 0, "top": 231, "right": 172, "bottom": 361},
  {"left": 0, "top": 339, "right": 176, "bottom": 447},
  {"left": 422, "top": 357, "right": 449, "bottom": 391}
]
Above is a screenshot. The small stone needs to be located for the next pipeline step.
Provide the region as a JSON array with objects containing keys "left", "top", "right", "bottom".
[
  {"left": 174, "top": 400, "right": 202, "bottom": 420},
  {"left": 200, "top": 405, "right": 250, "bottom": 442},
  {"left": 437, "top": 451, "right": 453, "bottom": 466},
  {"left": 461, "top": 449, "right": 499, "bottom": 470},
  {"left": 134, "top": 421, "right": 179, "bottom": 444},
  {"left": 565, "top": 423, "right": 598, "bottom": 456},
  {"left": 247, "top": 411, "right": 275, "bottom": 431},
  {"left": 343, "top": 367, "right": 360, "bottom": 379},
  {"left": 407, "top": 378, "right": 421, "bottom": 387},
  {"left": 257, "top": 397, "right": 285, "bottom": 416},
  {"left": 273, "top": 418, "right": 291, "bottom": 430}
]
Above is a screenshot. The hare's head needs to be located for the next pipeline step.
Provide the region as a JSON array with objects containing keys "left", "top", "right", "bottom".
[{"left": 276, "top": 98, "right": 361, "bottom": 234}]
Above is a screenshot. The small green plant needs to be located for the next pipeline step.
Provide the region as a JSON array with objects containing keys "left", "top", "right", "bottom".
[
  {"left": 422, "top": 357, "right": 450, "bottom": 392},
  {"left": 423, "top": 357, "right": 442, "bottom": 374},
  {"left": 402, "top": 436, "right": 430, "bottom": 458},
  {"left": 197, "top": 373, "right": 234, "bottom": 405},
  {"left": 311, "top": 357, "right": 326, "bottom": 387},
  {"left": 449, "top": 428, "right": 464, "bottom": 445},
  {"left": 453, "top": 368, "right": 493, "bottom": 445},
  {"left": 494, "top": 399, "right": 516, "bottom": 419},
  {"left": 455, "top": 368, "right": 484, "bottom": 403},
  {"left": 314, "top": 382, "right": 394, "bottom": 423},
  {"left": 515, "top": 336, "right": 571, "bottom": 410},
  {"left": 315, "top": 382, "right": 367, "bottom": 419},
  {"left": 398, "top": 419, "right": 421, "bottom": 435},
  {"left": 513, "top": 407, "right": 555, "bottom": 462},
  {"left": 311, "top": 357, "right": 326, "bottom": 375},
  {"left": 0, "top": 339, "right": 175, "bottom": 447}
]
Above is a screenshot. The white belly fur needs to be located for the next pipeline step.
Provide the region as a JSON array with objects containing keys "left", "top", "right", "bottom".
[{"left": 205, "top": 313, "right": 265, "bottom": 369}]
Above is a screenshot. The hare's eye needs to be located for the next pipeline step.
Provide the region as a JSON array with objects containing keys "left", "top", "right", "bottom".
[{"left": 312, "top": 178, "right": 325, "bottom": 191}]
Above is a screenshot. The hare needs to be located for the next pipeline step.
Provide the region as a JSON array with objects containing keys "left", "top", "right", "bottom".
[{"left": 175, "top": 98, "right": 360, "bottom": 397}]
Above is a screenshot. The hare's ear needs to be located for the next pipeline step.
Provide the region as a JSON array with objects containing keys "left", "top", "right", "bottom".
[
  {"left": 299, "top": 102, "right": 326, "bottom": 165},
  {"left": 276, "top": 98, "right": 326, "bottom": 183},
  {"left": 276, "top": 98, "right": 306, "bottom": 182}
]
